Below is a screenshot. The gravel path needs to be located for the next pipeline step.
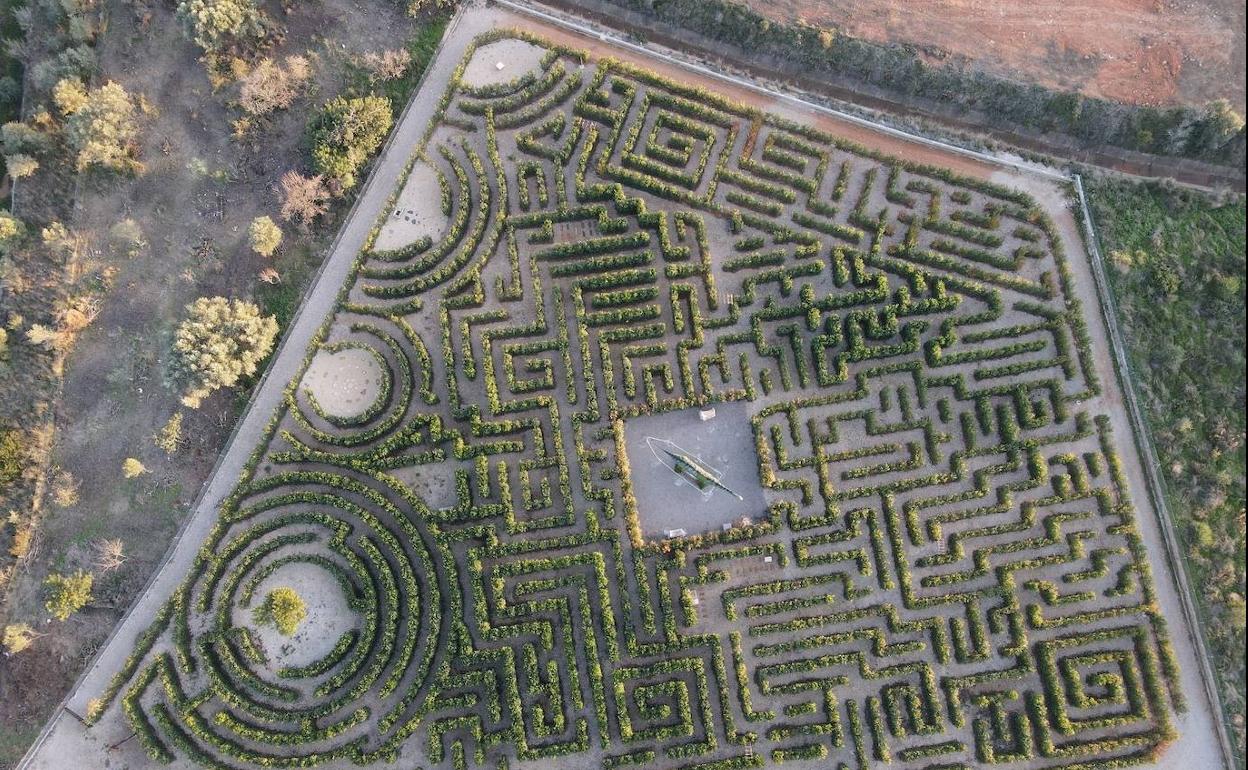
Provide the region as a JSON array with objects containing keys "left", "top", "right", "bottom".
[{"left": 460, "top": 38, "right": 548, "bottom": 88}]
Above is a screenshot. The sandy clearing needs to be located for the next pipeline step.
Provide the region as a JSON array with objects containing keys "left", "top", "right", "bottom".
[
  {"left": 460, "top": 38, "right": 548, "bottom": 89},
  {"left": 373, "top": 161, "right": 450, "bottom": 252},
  {"left": 302, "top": 347, "right": 384, "bottom": 419},
  {"left": 238, "top": 561, "right": 358, "bottom": 672}
]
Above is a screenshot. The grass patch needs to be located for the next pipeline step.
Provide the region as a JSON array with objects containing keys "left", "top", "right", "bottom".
[
  {"left": 0, "top": 724, "right": 42, "bottom": 767},
  {"left": 1089, "top": 177, "right": 1246, "bottom": 761},
  {"left": 255, "top": 241, "right": 318, "bottom": 332}
]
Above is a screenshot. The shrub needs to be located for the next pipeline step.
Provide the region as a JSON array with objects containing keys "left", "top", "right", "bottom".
[
  {"left": 308, "top": 95, "right": 393, "bottom": 190},
  {"left": 0, "top": 212, "right": 24, "bottom": 252},
  {"left": 405, "top": 0, "right": 456, "bottom": 17},
  {"left": 50, "top": 470, "right": 80, "bottom": 507},
  {"left": 91, "top": 539, "right": 127, "bottom": 572},
  {"left": 8, "top": 521, "right": 32, "bottom": 559},
  {"left": 2, "top": 623, "right": 40, "bottom": 654},
  {"left": 154, "top": 412, "right": 184, "bottom": 455},
  {"left": 168, "top": 297, "right": 278, "bottom": 408},
  {"left": 359, "top": 49, "right": 412, "bottom": 83},
  {"left": 253, "top": 586, "right": 307, "bottom": 636},
  {"left": 0, "top": 430, "right": 23, "bottom": 490},
  {"left": 122, "top": 457, "right": 147, "bottom": 478},
  {"left": 108, "top": 218, "right": 146, "bottom": 257},
  {"left": 247, "top": 216, "right": 282, "bottom": 257},
  {"left": 45, "top": 570, "right": 93, "bottom": 621}
]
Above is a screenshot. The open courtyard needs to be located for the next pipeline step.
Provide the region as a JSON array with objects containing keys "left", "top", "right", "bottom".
[{"left": 17, "top": 4, "right": 1226, "bottom": 769}]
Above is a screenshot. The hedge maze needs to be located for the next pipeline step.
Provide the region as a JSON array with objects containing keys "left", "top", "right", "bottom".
[{"left": 94, "top": 30, "right": 1186, "bottom": 770}]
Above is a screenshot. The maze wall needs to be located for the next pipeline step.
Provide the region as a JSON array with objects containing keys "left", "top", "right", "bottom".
[{"left": 92, "top": 29, "right": 1187, "bottom": 770}]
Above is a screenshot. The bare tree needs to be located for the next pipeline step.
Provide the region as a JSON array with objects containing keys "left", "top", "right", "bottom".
[
  {"left": 278, "top": 170, "right": 329, "bottom": 227},
  {"left": 91, "top": 538, "right": 127, "bottom": 572},
  {"left": 238, "top": 55, "right": 312, "bottom": 117},
  {"left": 359, "top": 49, "right": 411, "bottom": 83}
]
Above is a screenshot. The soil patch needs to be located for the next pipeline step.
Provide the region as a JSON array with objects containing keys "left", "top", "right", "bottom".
[
  {"left": 302, "top": 347, "right": 384, "bottom": 420},
  {"left": 460, "top": 39, "right": 549, "bottom": 89}
]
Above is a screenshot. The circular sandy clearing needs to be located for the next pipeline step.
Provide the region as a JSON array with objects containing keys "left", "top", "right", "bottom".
[
  {"left": 302, "top": 346, "right": 384, "bottom": 420},
  {"left": 374, "top": 161, "right": 450, "bottom": 252},
  {"left": 236, "top": 560, "right": 358, "bottom": 673},
  {"left": 460, "top": 39, "right": 549, "bottom": 89}
]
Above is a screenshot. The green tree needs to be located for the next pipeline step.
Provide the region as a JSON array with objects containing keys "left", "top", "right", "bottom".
[
  {"left": 5, "top": 153, "right": 38, "bottom": 179},
  {"left": 248, "top": 215, "right": 282, "bottom": 257},
  {"left": 176, "top": 0, "right": 264, "bottom": 53},
  {"left": 44, "top": 570, "right": 93, "bottom": 621},
  {"left": 309, "top": 95, "right": 392, "bottom": 190},
  {"left": 2, "top": 121, "right": 51, "bottom": 156},
  {"left": 169, "top": 297, "right": 278, "bottom": 408},
  {"left": 1186, "top": 99, "right": 1245, "bottom": 157},
  {"left": 254, "top": 586, "right": 307, "bottom": 636},
  {"left": 54, "top": 78, "right": 144, "bottom": 174}
]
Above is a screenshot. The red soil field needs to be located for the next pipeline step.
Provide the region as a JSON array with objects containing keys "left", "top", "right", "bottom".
[{"left": 756, "top": 0, "right": 1246, "bottom": 111}]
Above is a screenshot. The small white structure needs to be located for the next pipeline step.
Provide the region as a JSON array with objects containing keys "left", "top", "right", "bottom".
[
  {"left": 666, "top": 528, "right": 687, "bottom": 538},
  {"left": 699, "top": 407, "right": 716, "bottom": 421},
  {"left": 495, "top": 61, "right": 506, "bottom": 70}
]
